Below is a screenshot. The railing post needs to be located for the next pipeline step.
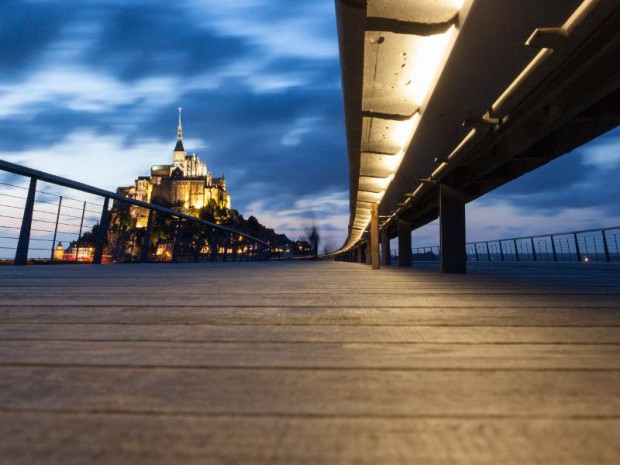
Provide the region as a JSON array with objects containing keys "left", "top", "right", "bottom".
[
  {"left": 93, "top": 196, "right": 111, "bottom": 265},
  {"left": 223, "top": 235, "right": 229, "bottom": 262},
  {"left": 550, "top": 235, "right": 558, "bottom": 262},
  {"left": 194, "top": 229, "right": 203, "bottom": 262},
  {"left": 513, "top": 239, "right": 520, "bottom": 262},
  {"left": 140, "top": 210, "right": 154, "bottom": 263},
  {"left": 574, "top": 233, "right": 581, "bottom": 262},
  {"left": 499, "top": 241, "right": 505, "bottom": 261},
  {"left": 601, "top": 230, "right": 610, "bottom": 263},
  {"left": 172, "top": 219, "right": 182, "bottom": 263},
  {"left": 76, "top": 201, "right": 86, "bottom": 261},
  {"left": 474, "top": 244, "right": 479, "bottom": 262},
  {"left": 50, "top": 195, "right": 62, "bottom": 260},
  {"left": 210, "top": 231, "right": 218, "bottom": 262},
  {"left": 15, "top": 176, "right": 37, "bottom": 266},
  {"left": 485, "top": 242, "right": 491, "bottom": 261},
  {"left": 530, "top": 237, "right": 537, "bottom": 261}
]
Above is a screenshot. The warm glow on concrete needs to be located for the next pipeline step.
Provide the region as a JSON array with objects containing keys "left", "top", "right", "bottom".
[
  {"left": 344, "top": 5, "right": 460, "bottom": 252},
  {"left": 367, "top": 0, "right": 463, "bottom": 24}
]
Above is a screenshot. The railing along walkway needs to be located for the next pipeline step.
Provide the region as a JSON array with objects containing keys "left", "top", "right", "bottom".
[
  {"left": 0, "top": 159, "right": 270, "bottom": 264},
  {"left": 409, "top": 226, "right": 620, "bottom": 264},
  {"left": 0, "top": 260, "right": 619, "bottom": 464}
]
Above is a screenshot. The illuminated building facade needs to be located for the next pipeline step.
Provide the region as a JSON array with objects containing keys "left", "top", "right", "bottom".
[{"left": 117, "top": 108, "right": 231, "bottom": 222}]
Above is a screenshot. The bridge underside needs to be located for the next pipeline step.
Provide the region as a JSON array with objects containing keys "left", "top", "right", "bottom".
[
  {"left": 1, "top": 262, "right": 619, "bottom": 464},
  {"left": 335, "top": 0, "right": 620, "bottom": 263}
]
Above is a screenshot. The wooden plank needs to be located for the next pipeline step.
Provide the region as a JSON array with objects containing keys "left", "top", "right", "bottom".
[
  {"left": 2, "top": 306, "right": 619, "bottom": 326},
  {"left": 1, "top": 413, "right": 619, "bottom": 465},
  {"left": 1, "top": 367, "right": 619, "bottom": 417},
  {"left": 1, "top": 323, "right": 620, "bottom": 344},
  {"left": 1, "top": 292, "right": 619, "bottom": 307},
  {"left": 2, "top": 340, "right": 620, "bottom": 369}
]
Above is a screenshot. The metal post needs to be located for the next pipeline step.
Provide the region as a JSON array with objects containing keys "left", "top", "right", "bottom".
[
  {"left": 15, "top": 177, "right": 37, "bottom": 265},
  {"left": 172, "top": 220, "right": 182, "bottom": 263},
  {"left": 194, "top": 229, "right": 203, "bottom": 262},
  {"left": 114, "top": 227, "right": 122, "bottom": 262},
  {"left": 211, "top": 230, "right": 218, "bottom": 262},
  {"left": 128, "top": 233, "right": 136, "bottom": 262},
  {"left": 223, "top": 235, "right": 229, "bottom": 262},
  {"left": 140, "top": 210, "right": 154, "bottom": 263},
  {"left": 370, "top": 203, "right": 380, "bottom": 270},
  {"left": 550, "top": 235, "right": 558, "bottom": 262},
  {"left": 513, "top": 239, "right": 520, "bottom": 262},
  {"left": 381, "top": 227, "right": 390, "bottom": 266},
  {"left": 591, "top": 236, "right": 599, "bottom": 260},
  {"left": 474, "top": 244, "right": 480, "bottom": 262},
  {"left": 397, "top": 218, "right": 412, "bottom": 267},
  {"left": 93, "top": 196, "right": 110, "bottom": 265},
  {"left": 499, "top": 241, "right": 505, "bottom": 261},
  {"left": 76, "top": 201, "right": 86, "bottom": 261},
  {"left": 50, "top": 196, "right": 63, "bottom": 260},
  {"left": 574, "top": 233, "right": 581, "bottom": 262},
  {"left": 530, "top": 237, "right": 537, "bottom": 261},
  {"left": 485, "top": 242, "right": 491, "bottom": 261}
]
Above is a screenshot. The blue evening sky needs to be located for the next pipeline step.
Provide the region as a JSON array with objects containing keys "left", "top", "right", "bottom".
[{"left": 1, "top": 0, "right": 619, "bottom": 251}]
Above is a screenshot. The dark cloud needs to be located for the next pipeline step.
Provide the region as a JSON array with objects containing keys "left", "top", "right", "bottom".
[
  {"left": 0, "top": 0, "right": 69, "bottom": 77},
  {"left": 83, "top": 4, "right": 248, "bottom": 81}
]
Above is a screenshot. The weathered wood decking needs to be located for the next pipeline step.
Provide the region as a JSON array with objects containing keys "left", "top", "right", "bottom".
[{"left": 1, "top": 261, "right": 619, "bottom": 464}]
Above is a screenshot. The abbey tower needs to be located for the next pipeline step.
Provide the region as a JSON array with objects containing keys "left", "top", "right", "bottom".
[{"left": 117, "top": 108, "right": 231, "bottom": 222}]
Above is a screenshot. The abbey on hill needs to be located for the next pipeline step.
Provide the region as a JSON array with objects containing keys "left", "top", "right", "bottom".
[{"left": 117, "top": 108, "right": 231, "bottom": 219}]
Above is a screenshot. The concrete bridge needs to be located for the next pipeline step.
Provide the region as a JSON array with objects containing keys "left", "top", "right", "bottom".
[
  {"left": 2, "top": 1, "right": 620, "bottom": 464},
  {"left": 332, "top": 0, "right": 620, "bottom": 272}
]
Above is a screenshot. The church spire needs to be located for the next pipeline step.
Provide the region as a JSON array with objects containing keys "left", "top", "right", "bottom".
[
  {"left": 174, "top": 107, "right": 185, "bottom": 153},
  {"left": 177, "top": 107, "right": 183, "bottom": 141}
]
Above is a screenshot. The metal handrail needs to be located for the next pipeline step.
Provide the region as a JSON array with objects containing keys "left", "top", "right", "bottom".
[
  {"left": 0, "top": 159, "right": 268, "bottom": 246},
  {"left": 407, "top": 226, "right": 620, "bottom": 264},
  {"left": 0, "top": 159, "right": 270, "bottom": 264}
]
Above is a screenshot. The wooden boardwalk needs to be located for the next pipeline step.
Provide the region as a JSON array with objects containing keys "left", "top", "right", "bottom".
[{"left": 1, "top": 261, "right": 619, "bottom": 464}]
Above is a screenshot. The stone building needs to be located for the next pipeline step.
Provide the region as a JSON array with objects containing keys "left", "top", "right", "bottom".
[{"left": 117, "top": 108, "right": 231, "bottom": 223}]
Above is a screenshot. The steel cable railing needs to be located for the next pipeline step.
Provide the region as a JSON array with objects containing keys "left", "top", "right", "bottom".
[
  {"left": 405, "top": 226, "right": 620, "bottom": 263},
  {"left": 0, "top": 159, "right": 271, "bottom": 265}
]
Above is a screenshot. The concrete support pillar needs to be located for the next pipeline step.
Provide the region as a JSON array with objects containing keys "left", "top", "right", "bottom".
[
  {"left": 370, "top": 204, "right": 380, "bottom": 270},
  {"left": 398, "top": 219, "right": 412, "bottom": 267},
  {"left": 381, "top": 228, "right": 390, "bottom": 266},
  {"left": 439, "top": 183, "right": 466, "bottom": 274},
  {"left": 365, "top": 243, "right": 371, "bottom": 265}
]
